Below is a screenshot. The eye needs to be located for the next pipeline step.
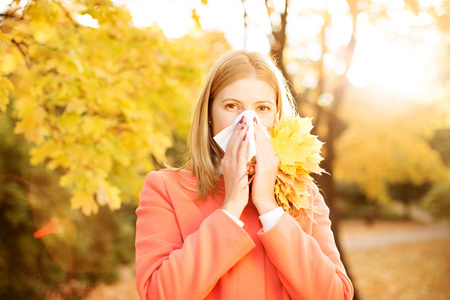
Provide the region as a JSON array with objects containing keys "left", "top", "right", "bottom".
[
  {"left": 258, "top": 105, "right": 271, "bottom": 111},
  {"left": 225, "top": 103, "right": 238, "bottom": 110}
]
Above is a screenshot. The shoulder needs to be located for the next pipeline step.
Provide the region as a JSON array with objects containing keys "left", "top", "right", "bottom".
[
  {"left": 143, "top": 170, "right": 168, "bottom": 181},
  {"left": 144, "top": 169, "right": 195, "bottom": 184},
  {"left": 140, "top": 170, "right": 198, "bottom": 199}
]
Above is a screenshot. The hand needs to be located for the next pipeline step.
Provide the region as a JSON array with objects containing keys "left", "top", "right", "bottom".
[
  {"left": 251, "top": 122, "right": 279, "bottom": 215},
  {"left": 220, "top": 116, "right": 250, "bottom": 219}
]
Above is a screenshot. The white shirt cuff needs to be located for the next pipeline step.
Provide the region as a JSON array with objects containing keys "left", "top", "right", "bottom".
[
  {"left": 221, "top": 209, "right": 244, "bottom": 227},
  {"left": 259, "top": 207, "right": 284, "bottom": 232}
]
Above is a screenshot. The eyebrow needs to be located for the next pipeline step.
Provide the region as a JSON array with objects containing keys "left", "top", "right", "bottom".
[
  {"left": 255, "top": 100, "right": 276, "bottom": 105},
  {"left": 221, "top": 98, "right": 276, "bottom": 105}
]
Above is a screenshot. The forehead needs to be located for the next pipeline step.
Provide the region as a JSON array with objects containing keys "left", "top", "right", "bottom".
[{"left": 215, "top": 78, "right": 277, "bottom": 103}]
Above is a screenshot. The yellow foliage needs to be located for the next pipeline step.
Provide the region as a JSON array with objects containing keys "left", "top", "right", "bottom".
[
  {"left": 270, "top": 116, "right": 325, "bottom": 214},
  {"left": 335, "top": 100, "right": 446, "bottom": 204},
  {"left": 71, "top": 188, "right": 98, "bottom": 215},
  {"left": 0, "top": 0, "right": 229, "bottom": 214},
  {"left": 96, "top": 184, "right": 121, "bottom": 210},
  {"left": 0, "top": 76, "right": 13, "bottom": 112}
]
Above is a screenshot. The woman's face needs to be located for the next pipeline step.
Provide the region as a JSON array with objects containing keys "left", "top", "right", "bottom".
[{"left": 210, "top": 77, "right": 277, "bottom": 136}]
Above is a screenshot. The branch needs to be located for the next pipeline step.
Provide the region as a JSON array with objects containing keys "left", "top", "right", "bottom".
[
  {"left": 330, "top": 1, "right": 359, "bottom": 112},
  {"left": 55, "top": 0, "right": 80, "bottom": 29},
  {"left": 11, "top": 39, "right": 32, "bottom": 69},
  {"left": 264, "top": 0, "right": 293, "bottom": 92},
  {"left": 0, "top": 6, "right": 22, "bottom": 20},
  {"left": 242, "top": 0, "right": 248, "bottom": 48}
]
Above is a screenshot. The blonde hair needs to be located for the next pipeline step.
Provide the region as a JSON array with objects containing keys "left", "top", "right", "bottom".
[{"left": 178, "top": 49, "right": 297, "bottom": 199}]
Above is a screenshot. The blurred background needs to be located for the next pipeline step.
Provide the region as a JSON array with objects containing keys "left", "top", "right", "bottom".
[{"left": 0, "top": 0, "right": 449, "bottom": 299}]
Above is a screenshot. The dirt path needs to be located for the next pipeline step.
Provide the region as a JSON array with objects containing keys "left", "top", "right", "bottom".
[
  {"left": 340, "top": 219, "right": 450, "bottom": 252},
  {"left": 84, "top": 266, "right": 139, "bottom": 300}
]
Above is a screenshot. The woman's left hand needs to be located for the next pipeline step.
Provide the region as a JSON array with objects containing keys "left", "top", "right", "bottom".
[{"left": 251, "top": 122, "right": 279, "bottom": 215}]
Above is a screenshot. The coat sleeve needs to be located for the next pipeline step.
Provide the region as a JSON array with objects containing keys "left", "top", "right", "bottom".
[
  {"left": 258, "top": 184, "right": 354, "bottom": 300},
  {"left": 135, "top": 171, "right": 255, "bottom": 300}
]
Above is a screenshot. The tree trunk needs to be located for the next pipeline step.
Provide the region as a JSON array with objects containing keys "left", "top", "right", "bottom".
[
  {"left": 264, "top": 1, "right": 359, "bottom": 298},
  {"left": 403, "top": 200, "right": 412, "bottom": 220}
]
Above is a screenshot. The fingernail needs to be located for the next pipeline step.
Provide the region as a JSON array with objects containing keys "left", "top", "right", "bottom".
[
  {"left": 241, "top": 123, "right": 246, "bottom": 129},
  {"left": 243, "top": 134, "right": 247, "bottom": 140},
  {"left": 239, "top": 116, "right": 246, "bottom": 124},
  {"left": 253, "top": 117, "right": 257, "bottom": 124}
]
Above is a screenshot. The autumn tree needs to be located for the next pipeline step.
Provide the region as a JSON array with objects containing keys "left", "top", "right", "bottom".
[
  {"left": 0, "top": 0, "right": 230, "bottom": 297},
  {"left": 0, "top": 109, "right": 138, "bottom": 298},
  {"left": 238, "top": 1, "right": 449, "bottom": 298},
  {"left": 335, "top": 95, "right": 446, "bottom": 218},
  {"left": 258, "top": 0, "right": 449, "bottom": 222},
  {"left": 255, "top": 0, "right": 359, "bottom": 244},
  {"left": 254, "top": 2, "right": 359, "bottom": 297},
  {"left": 334, "top": 0, "right": 450, "bottom": 218},
  {"left": 0, "top": 0, "right": 229, "bottom": 215}
]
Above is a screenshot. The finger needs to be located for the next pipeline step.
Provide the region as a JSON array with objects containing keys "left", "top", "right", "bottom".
[
  {"left": 237, "top": 128, "right": 249, "bottom": 166},
  {"left": 254, "top": 126, "right": 279, "bottom": 173},
  {"left": 254, "top": 125, "right": 272, "bottom": 156},
  {"left": 225, "top": 117, "right": 247, "bottom": 156},
  {"left": 254, "top": 124, "right": 271, "bottom": 142}
]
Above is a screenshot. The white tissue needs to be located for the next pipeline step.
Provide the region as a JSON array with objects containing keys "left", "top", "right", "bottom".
[{"left": 213, "top": 110, "right": 269, "bottom": 162}]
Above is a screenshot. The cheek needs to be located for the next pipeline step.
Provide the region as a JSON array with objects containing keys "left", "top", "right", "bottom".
[
  {"left": 212, "top": 122, "right": 223, "bottom": 136},
  {"left": 212, "top": 114, "right": 237, "bottom": 136},
  {"left": 258, "top": 112, "right": 277, "bottom": 128}
]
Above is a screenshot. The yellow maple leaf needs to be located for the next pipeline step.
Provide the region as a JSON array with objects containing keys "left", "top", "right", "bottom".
[
  {"left": 97, "top": 184, "right": 121, "bottom": 210},
  {"left": 70, "top": 188, "right": 98, "bottom": 216},
  {"left": 270, "top": 116, "right": 326, "bottom": 215}
]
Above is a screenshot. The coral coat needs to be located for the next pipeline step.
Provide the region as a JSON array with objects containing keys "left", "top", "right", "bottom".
[{"left": 135, "top": 170, "right": 354, "bottom": 300}]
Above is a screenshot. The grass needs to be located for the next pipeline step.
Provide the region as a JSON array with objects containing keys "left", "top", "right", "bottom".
[{"left": 346, "top": 240, "right": 450, "bottom": 300}]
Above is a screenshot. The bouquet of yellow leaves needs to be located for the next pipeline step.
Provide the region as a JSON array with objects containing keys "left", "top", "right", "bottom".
[{"left": 270, "top": 116, "right": 326, "bottom": 215}]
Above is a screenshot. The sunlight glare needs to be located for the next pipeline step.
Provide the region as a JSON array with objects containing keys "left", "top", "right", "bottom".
[
  {"left": 114, "top": 0, "right": 197, "bottom": 38},
  {"left": 75, "top": 14, "right": 100, "bottom": 28},
  {"left": 326, "top": 15, "right": 353, "bottom": 52},
  {"left": 307, "top": 43, "right": 322, "bottom": 62},
  {"left": 326, "top": 0, "right": 349, "bottom": 15},
  {"left": 287, "top": 14, "right": 324, "bottom": 47},
  {"left": 197, "top": 0, "right": 245, "bottom": 49},
  {"left": 318, "top": 93, "right": 334, "bottom": 106},
  {"left": 271, "top": 0, "right": 286, "bottom": 13},
  {"left": 0, "top": 0, "right": 28, "bottom": 13},
  {"left": 347, "top": 11, "right": 439, "bottom": 97},
  {"left": 303, "top": 71, "right": 318, "bottom": 89}
]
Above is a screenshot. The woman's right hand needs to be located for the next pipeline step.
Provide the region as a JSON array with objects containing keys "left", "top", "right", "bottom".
[{"left": 220, "top": 116, "right": 250, "bottom": 219}]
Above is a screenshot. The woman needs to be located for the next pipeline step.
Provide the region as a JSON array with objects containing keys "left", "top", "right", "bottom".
[{"left": 135, "top": 50, "right": 354, "bottom": 299}]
